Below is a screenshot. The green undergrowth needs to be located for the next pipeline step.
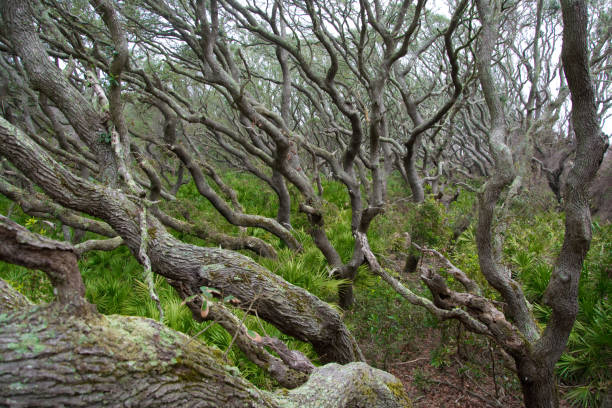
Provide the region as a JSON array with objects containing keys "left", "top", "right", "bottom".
[
  {"left": 0, "top": 200, "right": 58, "bottom": 303},
  {"left": 1, "top": 173, "right": 610, "bottom": 405},
  {"left": 78, "top": 247, "right": 322, "bottom": 389},
  {"left": 449, "top": 205, "right": 611, "bottom": 406},
  {"left": 344, "top": 270, "right": 432, "bottom": 369}
]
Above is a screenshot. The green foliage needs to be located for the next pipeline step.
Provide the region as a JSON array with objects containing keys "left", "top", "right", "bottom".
[
  {"left": 502, "top": 214, "right": 612, "bottom": 406},
  {"left": 430, "top": 344, "right": 452, "bottom": 369},
  {"left": 1, "top": 173, "right": 610, "bottom": 403},
  {"left": 0, "top": 265, "right": 53, "bottom": 303},
  {"left": 557, "top": 222, "right": 612, "bottom": 406},
  {"left": 557, "top": 303, "right": 611, "bottom": 407},
  {"left": 80, "top": 246, "right": 321, "bottom": 389},
  {"left": 345, "top": 273, "right": 431, "bottom": 368},
  {"left": 320, "top": 177, "right": 351, "bottom": 211},
  {"left": 98, "top": 132, "right": 112, "bottom": 145},
  {"left": 452, "top": 226, "right": 479, "bottom": 276},
  {"left": 259, "top": 247, "right": 347, "bottom": 302},
  {"left": 447, "top": 190, "right": 477, "bottom": 232},
  {"left": 0, "top": 201, "right": 57, "bottom": 303},
  {"left": 564, "top": 385, "right": 601, "bottom": 408},
  {"left": 443, "top": 201, "right": 611, "bottom": 406},
  {"left": 0, "top": 184, "right": 329, "bottom": 389},
  {"left": 405, "top": 196, "right": 452, "bottom": 248},
  {"left": 412, "top": 368, "right": 433, "bottom": 391}
]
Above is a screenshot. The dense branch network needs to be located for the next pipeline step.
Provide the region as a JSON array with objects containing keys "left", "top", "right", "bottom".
[{"left": 0, "top": 0, "right": 609, "bottom": 407}]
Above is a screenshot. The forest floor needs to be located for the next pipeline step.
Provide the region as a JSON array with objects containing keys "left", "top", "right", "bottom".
[
  {"left": 388, "top": 327, "right": 524, "bottom": 408},
  {"left": 387, "top": 333, "right": 571, "bottom": 408},
  {"left": 350, "top": 252, "right": 572, "bottom": 408}
]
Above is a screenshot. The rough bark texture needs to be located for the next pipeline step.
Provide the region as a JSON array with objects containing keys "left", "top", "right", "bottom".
[
  {"left": 0, "top": 218, "right": 324, "bottom": 392},
  {"left": 403, "top": 3, "right": 608, "bottom": 406},
  {"left": 0, "top": 0, "right": 360, "bottom": 363},
  {"left": 0, "top": 178, "right": 116, "bottom": 238},
  {"left": 0, "top": 282, "right": 411, "bottom": 408},
  {"left": 151, "top": 85, "right": 299, "bottom": 252},
  {"left": 152, "top": 207, "right": 278, "bottom": 259},
  {"left": 470, "top": 1, "right": 607, "bottom": 407},
  {"left": 132, "top": 144, "right": 276, "bottom": 258},
  {"left": 589, "top": 147, "right": 612, "bottom": 222},
  {"left": 474, "top": 0, "right": 540, "bottom": 343},
  {"left": 515, "top": 356, "right": 559, "bottom": 408},
  {"left": 0, "top": 215, "right": 87, "bottom": 308},
  {"left": 0, "top": 0, "right": 117, "bottom": 183},
  {"left": 520, "top": 0, "right": 610, "bottom": 406},
  {"left": 0, "top": 0, "right": 357, "bottom": 357},
  {"left": 203, "top": 302, "right": 312, "bottom": 389},
  {"left": 0, "top": 116, "right": 362, "bottom": 364},
  {"left": 0, "top": 278, "right": 32, "bottom": 313}
]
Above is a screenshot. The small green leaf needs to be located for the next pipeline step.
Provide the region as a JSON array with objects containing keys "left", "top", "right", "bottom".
[
  {"left": 225, "top": 295, "right": 241, "bottom": 305},
  {"left": 180, "top": 294, "right": 200, "bottom": 305},
  {"left": 200, "top": 286, "right": 221, "bottom": 299}
]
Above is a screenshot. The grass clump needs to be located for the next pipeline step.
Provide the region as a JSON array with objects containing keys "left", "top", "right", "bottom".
[{"left": 1, "top": 173, "right": 610, "bottom": 405}]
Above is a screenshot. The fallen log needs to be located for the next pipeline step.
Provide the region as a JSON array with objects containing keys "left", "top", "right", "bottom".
[{"left": 0, "top": 282, "right": 411, "bottom": 408}]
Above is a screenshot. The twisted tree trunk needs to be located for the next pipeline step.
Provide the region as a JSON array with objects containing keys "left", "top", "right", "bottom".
[
  {"left": 0, "top": 280, "right": 411, "bottom": 408},
  {"left": 0, "top": 116, "right": 362, "bottom": 364},
  {"left": 0, "top": 0, "right": 362, "bottom": 364}
]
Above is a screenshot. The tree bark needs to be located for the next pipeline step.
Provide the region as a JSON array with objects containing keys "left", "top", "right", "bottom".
[
  {"left": 0, "top": 215, "right": 87, "bottom": 308},
  {"left": 0, "top": 278, "right": 32, "bottom": 313},
  {"left": 0, "top": 0, "right": 118, "bottom": 183},
  {"left": 272, "top": 169, "right": 292, "bottom": 228},
  {"left": 404, "top": 140, "right": 425, "bottom": 203},
  {"left": 163, "top": 119, "right": 300, "bottom": 251},
  {"left": 516, "top": 356, "right": 558, "bottom": 408},
  {"left": 0, "top": 0, "right": 360, "bottom": 364},
  {"left": 0, "top": 281, "right": 411, "bottom": 408},
  {"left": 0, "top": 117, "right": 362, "bottom": 364}
]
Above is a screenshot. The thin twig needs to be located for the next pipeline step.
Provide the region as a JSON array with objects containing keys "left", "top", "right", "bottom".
[
  {"left": 184, "top": 322, "right": 215, "bottom": 346},
  {"left": 223, "top": 293, "right": 260, "bottom": 361},
  {"left": 392, "top": 357, "right": 428, "bottom": 366}
]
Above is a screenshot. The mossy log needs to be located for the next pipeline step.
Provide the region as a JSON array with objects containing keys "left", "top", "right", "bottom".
[{"left": 0, "top": 282, "right": 412, "bottom": 408}]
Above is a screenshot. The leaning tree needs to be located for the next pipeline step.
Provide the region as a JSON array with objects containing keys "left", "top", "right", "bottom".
[
  {"left": 0, "top": 0, "right": 366, "bottom": 374},
  {"left": 0, "top": 0, "right": 609, "bottom": 407},
  {"left": 0, "top": 214, "right": 410, "bottom": 407},
  {"left": 0, "top": 0, "right": 476, "bottom": 310},
  {"left": 0, "top": 0, "right": 411, "bottom": 404},
  {"left": 347, "top": 0, "right": 609, "bottom": 407}
]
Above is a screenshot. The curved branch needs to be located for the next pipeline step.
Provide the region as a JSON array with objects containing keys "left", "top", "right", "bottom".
[
  {"left": 0, "top": 215, "right": 87, "bottom": 308},
  {"left": 0, "top": 117, "right": 362, "bottom": 363}
]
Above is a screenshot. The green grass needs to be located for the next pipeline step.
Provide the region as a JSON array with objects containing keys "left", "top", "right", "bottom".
[
  {"left": 344, "top": 272, "right": 431, "bottom": 368},
  {"left": 501, "top": 214, "right": 612, "bottom": 406},
  {"left": 1, "top": 173, "right": 610, "bottom": 404},
  {"left": 77, "top": 245, "right": 322, "bottom": 389}
]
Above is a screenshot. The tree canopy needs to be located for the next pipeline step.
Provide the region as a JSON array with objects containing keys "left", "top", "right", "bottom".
[{"left": 0, "top": 0, "right": 609, "bottom": 407}]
